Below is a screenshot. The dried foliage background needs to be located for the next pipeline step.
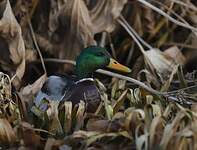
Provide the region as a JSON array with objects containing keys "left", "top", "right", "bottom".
[{"left": 0, "top": 0, "right": 197, "bottom": 149}]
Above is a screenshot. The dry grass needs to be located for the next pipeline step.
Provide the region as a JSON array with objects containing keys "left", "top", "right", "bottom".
[{"left": 0, "top": 0, "right": 197, "bottom": 149}]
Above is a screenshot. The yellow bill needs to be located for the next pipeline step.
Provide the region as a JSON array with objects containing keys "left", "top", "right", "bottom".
[{"left": 106, "top": 58, "right": 131, "bottom": 73}]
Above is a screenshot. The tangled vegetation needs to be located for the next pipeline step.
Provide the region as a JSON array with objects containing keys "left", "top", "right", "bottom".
[{"left": 0, "top": 0, "right": 196, "bottom": 149}]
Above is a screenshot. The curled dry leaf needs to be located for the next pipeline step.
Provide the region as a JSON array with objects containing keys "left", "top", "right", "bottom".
[
  {"left": 0, "top": 0, "right": 25, "bottom": 88},
  {"left": 124, "top": 108, "right": 145, "bottom": 134},
  {"left": 20, "top": 122, "right": 41, "bottom": 147},
  {"left": 0, "top": 72, "right": 11, "bottom": 99},
  {"left": 145, "top": 49, "right": 177, "bottom": 79},
  {"left": 48, "top": 101, "right": 63, "bottom": 135},
  {"left": 160, "top": 112, "right": 187, "bottom": 149},
  {"left": 63, "top": 101, "right": 72, "bottom": 134},
  {"left": 74, "top": 100, "right": 86, "bottom": 131},
  {"left": 0, "top": 118, "right": 17, "bottom": 145},
  {"left": 20, "top": 74, "right": 47, "bottom": 103},
  {"left": 102, "top": 93, "right": 113, "bottom": 120},
  {"left": 18, "top": 74, "right": 47, "bottom": 120},
  {"left": 149, "top": 116, "right": 165, "bottom": 149},
  {"left": 164, "top": 46, "right": 186, "bottom": 65},
  {"left": 145, "top": 46, "right": 186, "bottom": 83}
]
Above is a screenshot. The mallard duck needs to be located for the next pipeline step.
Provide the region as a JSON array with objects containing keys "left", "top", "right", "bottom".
[{"left": 34, "top": 46, "right": 131, "bottom": 112}]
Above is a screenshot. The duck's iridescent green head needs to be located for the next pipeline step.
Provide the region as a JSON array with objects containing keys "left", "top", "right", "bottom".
[{"left": 75, "top": 46, "right": 131, "bottom": 79}]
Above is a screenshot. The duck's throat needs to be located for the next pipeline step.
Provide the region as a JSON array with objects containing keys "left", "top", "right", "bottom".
[
  {"left": 75, "top": 67, "right": 94, "bottom": 79},
  {"left": 75, "top": 58, "right": 98, "bottom": 79}
]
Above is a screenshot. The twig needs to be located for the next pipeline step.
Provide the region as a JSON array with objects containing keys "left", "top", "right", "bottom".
[
  {"left": 30, "top": 0, "right": 39, "bottom": 18},
  {"left": 33, "top": 128, "right": 55, "bottom": 136},
  {"left": 43, "top": 58, "right": 76, "bottom": 65},
  {"left": 41, "top": 58, "right": 194, "bottom": 105},
  {"left": 21, "top": 122, "right": 55, "bottom": 136},
  {"left": 96, "top": 69, "right": 166, "bottom": 95},
  {"left": 107, "top": 32, "right": 117, "bottom": 59},
  {"left": 164, "top": 42, "right": 197, "bottom": 49},
  {"left": 137, "top": 0, "right": 197, "bottom": 32},
  {"left": 117, "top": 17, "right": 157, "bottom": 77},
  {"left": 151, "top": 0, "right": 197, "bottom": 36},
  {"left": 152, "top": 0, "right": 192, "bottom": 26},
  {"left": 169, "top": 0, "right": 197, "bottom": 12},
  {"left": 166, "top": 85, "right": 197, "bottom": 94},
  {"left": 117, "top": 19, "right": 146, "bottom": 54},
  {"left": 42, "top": 58, "right": 164, "bottom": 96},
  {"left": 100, "top": 32, "right": 107, "bottom": 47},
  {"left": 126, "top": 41, "right": 134, "bottom": 65},
  {"left": 119, "top": 15, "right": 153, "bottom": 50},
  {"left": 28, "top": 17, "right": 47, "bottom": 75}
]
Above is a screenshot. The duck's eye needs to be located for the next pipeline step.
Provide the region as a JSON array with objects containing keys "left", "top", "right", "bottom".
[{"left": 96, "top": 52, "right": 104, "bottom": 56}]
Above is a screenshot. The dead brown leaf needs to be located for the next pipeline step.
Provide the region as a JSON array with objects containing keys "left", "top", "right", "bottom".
[
  {"left": 145, "top": 48, "right": 177, "bottom": 80},
  {"left": 20, "top": 122, "right": 41, "bottom": 147},
  {"left": 141, "top": 4, "right": 155, "bottom": 34},
  {"left": 90, "top": 0, "right": 128, "bottom": 33},
  {"left": 87, "top": 119, "right": 110, "bottom": 132},
  {"left": 49, "top": 0, "right": 95, "bottom": 59},
  {"left": 0, "top": 0, "right": 26, "bottom": 88},
  {"left": 21, "top": 74, "right": 47, "bottom": 97},
  {"left": 0, "top": 118, "right": 17, "bottom": 145},
  {"left": 48, "top": 0, "right": 128, "bottom": 60},
  {"left": 18, "top": 74, "right": 47, "bottom": 118},
  {"left": 164, "top": 46, "right": 186, "bottom": 65}
]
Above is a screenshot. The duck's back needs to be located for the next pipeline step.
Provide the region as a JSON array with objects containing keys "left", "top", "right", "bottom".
[
  {"left": 34, "top": 75, "right": 74, "bottom": 110},
  {"left": 34, "top": 76, "right": 101, "bottom": 112},
  {"left": 67, "top": 78, "right": 101, "bottom": 112}
]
